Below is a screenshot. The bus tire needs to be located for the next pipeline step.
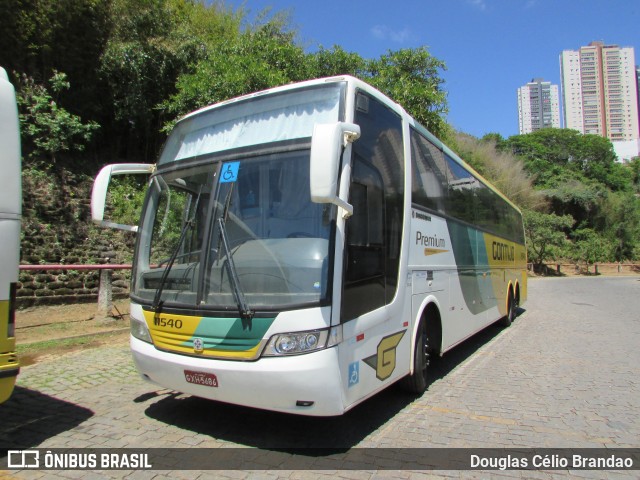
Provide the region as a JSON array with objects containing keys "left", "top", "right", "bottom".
[
  {"left": 401, "top": 319, "right": 430, "bottom": 394},
  {"left": 500, "top": 290, "right": 516, "bottom": 327}
]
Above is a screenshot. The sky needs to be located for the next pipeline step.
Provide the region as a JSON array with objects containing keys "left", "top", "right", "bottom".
[{"left": 224, "top": 0, "right": 639, "bottom": 139}]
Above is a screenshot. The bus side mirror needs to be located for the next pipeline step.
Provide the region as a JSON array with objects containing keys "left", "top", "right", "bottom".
[
  {"left": 310, "top": 122, "right": 360, "bottom": 218},
  {"left": 91, "top": 163, "right": 155, "bottom": 232}
]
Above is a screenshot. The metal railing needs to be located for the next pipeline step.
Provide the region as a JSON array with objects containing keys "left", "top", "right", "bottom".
[{"left": 527, "top": 262, "right": 640, "bottom": 276}]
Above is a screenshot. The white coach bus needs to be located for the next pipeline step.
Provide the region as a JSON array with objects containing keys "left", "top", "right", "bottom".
[
  {"left": 0, "top": 67, "right": 21, "bottom": 404},
  {"left": 92, "top": 75, "right": 527, "bottom": 415}
]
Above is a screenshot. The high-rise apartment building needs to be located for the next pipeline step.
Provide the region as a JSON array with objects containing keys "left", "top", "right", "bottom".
[
  {"left": 637, "top": 65, "right": 640, "bottom": 120},
  {"left": 517, "top": 78, "right": 560, "bottom": 134},
  {"left": 560, "top": 41, "right": 639, "bottom": 142}
]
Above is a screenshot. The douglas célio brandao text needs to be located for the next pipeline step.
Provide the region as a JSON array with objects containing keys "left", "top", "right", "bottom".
[{"left": 470, "top": 453, "right": 634, "bottom": 470}]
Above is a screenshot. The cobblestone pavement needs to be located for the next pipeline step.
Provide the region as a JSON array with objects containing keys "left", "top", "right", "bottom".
[{"left": 1, "top": 277, "right": 639, "bottom": 479}]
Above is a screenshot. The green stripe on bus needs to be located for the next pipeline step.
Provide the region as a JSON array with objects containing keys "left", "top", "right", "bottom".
[{"left": 181, "top": 316, "right": 275, "bottom": 351}]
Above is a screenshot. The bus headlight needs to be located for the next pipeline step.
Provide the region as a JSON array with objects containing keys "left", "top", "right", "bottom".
[
  {"left": 130, "top": 316, "right": 153, "bottom": 344},
  {"left": 263, "top": 326, "right": 342, "bottom": 356}
]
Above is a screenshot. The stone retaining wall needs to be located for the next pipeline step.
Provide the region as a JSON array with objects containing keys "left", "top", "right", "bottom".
[{"left": 16, "top": 268, "right": 130, "bottom": 308}]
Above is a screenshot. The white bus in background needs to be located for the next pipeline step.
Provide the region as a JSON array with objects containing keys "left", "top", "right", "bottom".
[
  {"left": 92, "top": 75, "right": 526, "bottom": 416},
  {"left": 0, "top": 67, "right": 21, "bottom": 404}
]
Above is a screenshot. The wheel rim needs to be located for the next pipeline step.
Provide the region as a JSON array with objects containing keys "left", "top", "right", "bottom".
[{"left": 420, "top": 328, "right": 430, "bottom": 378}]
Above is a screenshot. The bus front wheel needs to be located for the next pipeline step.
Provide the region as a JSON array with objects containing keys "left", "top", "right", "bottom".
[{"left": 401, "top": 319, "right": 430, "bottom": 394}]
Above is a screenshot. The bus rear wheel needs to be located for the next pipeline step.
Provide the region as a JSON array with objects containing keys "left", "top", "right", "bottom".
[
  {"left": 401, "top": 319, "right": 430, "bottom": 394},
  {"left": 500, "top": 290, "right": 516, "bottom": 327}
]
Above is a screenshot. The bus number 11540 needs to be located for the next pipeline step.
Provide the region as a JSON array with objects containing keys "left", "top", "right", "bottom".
[{"left": 153, "top": 317, "right": 183, "bottom": 329}]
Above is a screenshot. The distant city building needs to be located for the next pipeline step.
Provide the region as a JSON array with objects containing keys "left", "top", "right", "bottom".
[
  {"left": 637, "top": 65, "right": 640, "bottom": 130},
  {"left": 560, "top": 41, "right": 639, "bottom": 143},
  {"left": 517, "top": 78, "right": 561, "bottom": 134}
]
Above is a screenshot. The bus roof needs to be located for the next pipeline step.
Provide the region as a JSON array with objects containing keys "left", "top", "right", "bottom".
[{"left": 175, "top": 75, "right": 521, "bottom": 215}]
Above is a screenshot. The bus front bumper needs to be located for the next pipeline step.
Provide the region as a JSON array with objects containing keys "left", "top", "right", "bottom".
[{"left": 131, "top": 335, "right": 346, "bottom": 416}]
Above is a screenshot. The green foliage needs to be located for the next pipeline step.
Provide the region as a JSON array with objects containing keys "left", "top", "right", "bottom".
[
  {"left": 450, "top": 132, "right": 545, "bottom": 211},
  {"left": 107, "top": 177, "right": 147, "bottom": 227},
  {"left": 8, "top": 0, "right": 638, "bottom": 271},
  {"left": 593, "top": 192, "right": 640, "bottom": 262},
  {"left": 523, "top": 210, "right": 574, "bottom": 270},
  {"left": 98, "top": 0, "right": 243, "bottom": 158},
  {"left": 0, "top": 0, "right": 111, "bottom": 125},
  {"left": 502, "top": 128, "right": 621, "bottom": 190},
  {"left": 162, "top": 16, "right": 306, "bottom": 125},
  {"left": 569, "top": 228, "right": 615, "bottom": 267},
  {"left": 366, "top": 47, "right": 448, "bottom": 138},
  {"left": 541, "top": 179, "right": 605, "bottom": 227},
  {"left": 307, "top": 45, "right": 367, "bottom": 78},
  {"left": 16, "top": 71, "right": 99, "bottom": 167},
  {"left": 627, "top": 157, "right": 640, "bottom": 192},
  {"left": 502, "top": 128, "right": 640, "bottom": 263},
  {"left": 163, "top": 26, "right": 448, "bottom": 138}
]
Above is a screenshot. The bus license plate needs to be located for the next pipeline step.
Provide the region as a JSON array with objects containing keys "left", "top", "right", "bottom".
[{"left": 184, "top": 370, "right": 218, "bottom": 387}]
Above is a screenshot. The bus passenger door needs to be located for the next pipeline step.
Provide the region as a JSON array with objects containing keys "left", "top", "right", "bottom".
[
  {"left": 338, "top": 91, "right": 407, "bottom": 407},
  {"left": 340, "top": 158, "right": 385, "bottom": 321}
]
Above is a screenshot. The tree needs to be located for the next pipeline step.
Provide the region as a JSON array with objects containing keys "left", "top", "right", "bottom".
[
  {"left": 16, "top": 71, "right": 99, "bottom": 168},
  {"left": 523, "top": 210, "right": 574, "bottom": 272},
  {"left": 502, "top": 128, "right": 623, "bottom": 191},
  {"left": 481, "top": 132, "right": 505, "bottom": 146},
  {"left": 307, "top": 45, "right": 366, "bottom": 78},
  {"left": 162, "top": 19, "right": 449, "bottom": 141},
  {"left": 452, "top": 132, "right": 545, "bottom": 211},
  {"left": 162, "top": 17, "right": 306, "bottom": 124},
  {"left": 570, "top": 228, "right": 615, "bottom": 271},
  {"left": 0, "top": 0, "right": 111, "bottom": 122},
  {"left": 593, "top": 192, "right": 640, "bottom": 261},
  {"left": 98, "top": 0, "right": 243, "bottom": 159},
  {"left": 366, "top": 47, "right": 448, "bottom": 139},
  {"left": 541, "top": 179, "right": 605, "bottom": 228},
  {"left": 627, "top": 157, "right": 640, "bottom": 192}
]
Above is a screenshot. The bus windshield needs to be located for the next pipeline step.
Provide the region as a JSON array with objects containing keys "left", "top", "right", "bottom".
[
  {"left": 158, "top": 84, "right": 344, "bottom": 166},
  {"left": 132, "top": 83, "right": 345, "bottom": 313},
  {"left": 133, "top": 149, "right": 336, "bottom": 312}
]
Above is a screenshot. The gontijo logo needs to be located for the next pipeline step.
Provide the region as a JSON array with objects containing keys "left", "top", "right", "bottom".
[
  {"left": 363, "top": 331, "right": 406, "bottom": 381},
  {"left": 492, "top": 241, "right": 515, "bottom": 262}
]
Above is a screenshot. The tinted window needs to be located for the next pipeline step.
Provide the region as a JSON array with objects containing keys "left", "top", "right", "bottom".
[
  {"left": 342, "top": 92, "right": 404, "bottom": 321},
  {"left": 410, "top": 130, "right": 447, "bottom": 213},
  {"left": 444, "top": 153, "right": 477, "bottom": 224},
  {"left": 410, "top": 128, "right": 524, "bottom": 243}
]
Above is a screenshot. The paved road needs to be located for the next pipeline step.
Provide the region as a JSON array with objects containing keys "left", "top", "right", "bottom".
[{"left": 1, "top": 277, "right": 639, "bottom": 478}]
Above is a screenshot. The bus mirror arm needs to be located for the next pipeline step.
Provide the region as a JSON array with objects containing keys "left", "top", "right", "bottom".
[
  {"left": 310, "top": 122, "right": 360, "bottom": 219},
  {"left": 91, "top": 163, "right": 155, "bottom": 231}
]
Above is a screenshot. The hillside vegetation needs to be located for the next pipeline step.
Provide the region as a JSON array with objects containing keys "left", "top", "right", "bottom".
[{"left": 2, "top": 0, "right": 639, "bottom": 271}]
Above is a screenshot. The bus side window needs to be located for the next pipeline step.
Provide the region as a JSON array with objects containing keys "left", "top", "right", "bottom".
[
  {"left": 444, "top": 154, "right": 477, "bottom": 224},
  {"left": 410, "top": 129, "right": 447, "bottom": 214}
]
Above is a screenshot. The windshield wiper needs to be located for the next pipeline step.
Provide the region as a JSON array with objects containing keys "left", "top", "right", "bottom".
[
  {"left": 152, "top": 185, "right": 203, "bottom": 314},
  {"left": 217, "top": 217, "right": 254, "bottom": 321}
]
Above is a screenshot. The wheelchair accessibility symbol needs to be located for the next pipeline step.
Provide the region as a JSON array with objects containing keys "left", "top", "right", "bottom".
[
  {"left": 220, "top": 162, "right": 240, "bottom": 183},
  {"left": 348, "top": 361, "right": 359, "bottom": 388}
]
